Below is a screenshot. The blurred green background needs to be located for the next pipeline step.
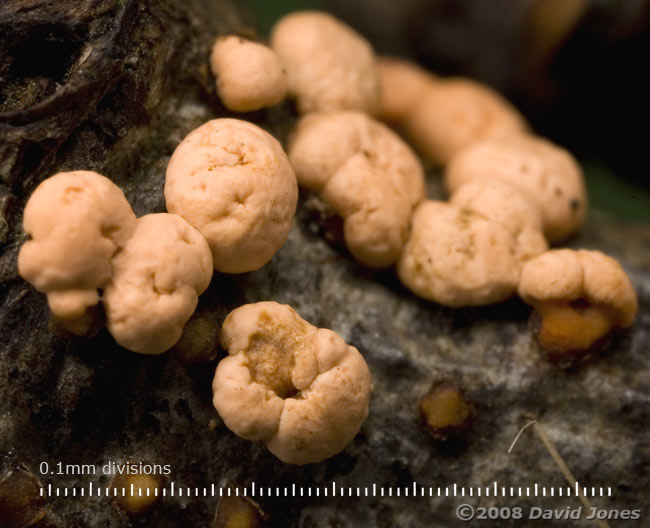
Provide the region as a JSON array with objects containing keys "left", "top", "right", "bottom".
[
  {"left": 240, "top": 0, "right": 650, "bottom": 223},
  {"left": 240, "top": 0, "right": 323, "bottom": 34}
]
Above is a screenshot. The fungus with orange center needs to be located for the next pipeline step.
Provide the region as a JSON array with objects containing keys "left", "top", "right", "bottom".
[
  {"left": 518, "top": 249, "right": 638, "bottom": 366},
  {"left": 418, "top": 381, "right": 474, "bottom": 441},
  {"left": 212, "top": 302, "right": 372, "bottom": 465}
]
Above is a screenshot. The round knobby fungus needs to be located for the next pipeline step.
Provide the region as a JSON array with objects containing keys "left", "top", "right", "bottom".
[
  {"left": 18, "top": 171, "right": 136, "bottom": 329},
  {"left": 396, "top": 75, "right": 528, "bottom": 166},
  {"left": 18, "top": 172, "right": 216, "bottom": 354},
  {"left": 210, "top": 35, "right": 287, "bottom": 112},
  {"left": 212, "top": 302, "right": 372, "bottom": 465},
  {"left": 104, "top": 213, "right": 213, "bottom": 355},
  {"left": 164, "top": 118, "right": 298, "bottom": 273},
  {"left": 270, "top": 11, "right": 380, "bottom": 114},
  {"left": 449, "top": 179, "right": 548, "bottom": 264},
  {"left": 445, "top": 135, "right": 587, "bottom": 243},
  {"left": 288, "top": 111, "right": 425, "bottom": 267},
  {"left": 377, "top": 57, "right": 436, "bottom": 124},
  {"left": 397, "top": 198, "right": 546, "bottom": 307}
]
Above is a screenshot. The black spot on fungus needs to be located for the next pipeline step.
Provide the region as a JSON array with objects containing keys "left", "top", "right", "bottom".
[{"left": 570, "top": 198, "right": 580, "bottom": 211}]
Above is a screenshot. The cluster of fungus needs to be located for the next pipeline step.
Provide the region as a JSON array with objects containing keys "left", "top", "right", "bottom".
[
  {"left": 18, "top": 171, "right": 213, "bottom": 354},
  {"left": 371, "top": 56, "right": 639, "bottom": 361},
  {"left": 210, "top": 11, "right": 380, "bottom": 115},
  {"left": 17, "top": 42, "right": 375, "bottom": 463},
  {"left": 212, "top": 14, "right": 591, "bottom": 313},
  {"left": 19, "top": 116, "right": 298, "bottom": 356},
  {"left": 257, "top": 15, "right": 635, "bottom": 365},
  {"left": 15, "top": 8, "right": 641, "bottom": 474},
  {"left": 382, "top": 60, "right": 636, "bottom": 359}
]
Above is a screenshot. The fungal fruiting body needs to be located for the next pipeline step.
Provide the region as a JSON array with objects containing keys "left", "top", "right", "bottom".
[
  {"left": 212, "top": 302, "right": 372, "bottom": 464},
  {"left": 445, "top": 135, "right": 587, "bottom": 242},
  {"left": 404, "top": 78, "right": 528, "bottom": 166},
  {"left": 210, "top": 35, "right": 287, "bottom": 112},
  {"left": 213, "top": 492, "right": 266, "bottom": 527},
  {"left": 518, "top": 249, "right": 637, "bottom": 366},
  {"left": 104, "top": 213, "right": 213, "bottom": 355},
  {"left": 288, "top": 111, "right": 425, "bottom": 267},
  {"left": 397, "top": 180, "right": 547, "bottom": 307},
  {"left": 110, "top": 472, "right": 162, "bottom": 515},
  {"left": 165, "top": 118, "right": 298, "bottom": 273},
  {"left": 271, "top": 11, "right": 380, "bottom": 114},
  {"left": 18, "top": 172, "right": 213, "bottom": 354},
  {"left": 377, "top": 57, "right": 435, "bottom": 124},
  {"left": 18, "top": 171, "right": 136, "bottom": 328},
  {"left": 418, "top": 381, "right": 474, "bottom": 441},
  {"left": 377, "top": 58, "right": 528, "bottom": 166}
]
